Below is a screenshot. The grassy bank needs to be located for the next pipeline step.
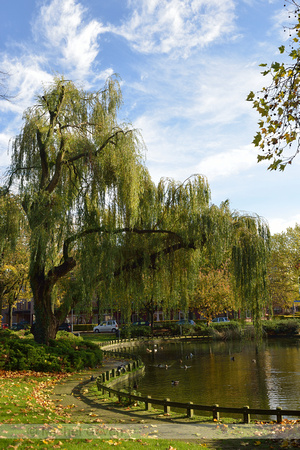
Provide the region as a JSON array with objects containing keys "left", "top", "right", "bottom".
[
  {"left": 0, "top": 370, "right": 299, "bottom": 449},
  {"left": 1, "top": 328, "right": 300, "bottom": 448}
]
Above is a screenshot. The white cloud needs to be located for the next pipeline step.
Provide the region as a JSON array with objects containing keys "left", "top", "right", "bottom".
[
  {"left": 94, "top": 68, "right": 115, "bottom": 83},
  {"left": 195, "top": 145, "right": 259, "bottom": 180},
  {"left": 0, "top": 55, "right": 53, "bottom": 115},
  {"left": 128, "top": 50, "right": 269, "bottom": 184},
  {"left": 112, "top": 0, "right": 237, "bottom": 56},
  {"left": 33, "top": 0, "right": 106, "bottom": 79},
  {"left": 268, "top": 215, "right": 300, "bottom": 235}
]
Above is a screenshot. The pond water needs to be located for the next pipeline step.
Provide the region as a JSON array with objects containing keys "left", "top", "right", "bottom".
[{"left": 118, "top": 339, "right": 300, "bottom": 418}]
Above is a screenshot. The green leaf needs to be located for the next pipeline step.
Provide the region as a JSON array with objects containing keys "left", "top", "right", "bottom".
[
  {"left": 253, "top": 132, "right": 262, "bottom": 146},
  {"left": 268, "top": 159, "right": 282, "bottom": 170},
  {"left": 257, "top": 154, "right": 266, "bottom": 162},
  {"left": 279, "top": 45, "right": 285, "bottom": 54},
  {"left": 271, "top": 62, "right": 281, "bottom": 71},
  {"left": 246, "top": 91, "right": 255, "bottom": 101}
]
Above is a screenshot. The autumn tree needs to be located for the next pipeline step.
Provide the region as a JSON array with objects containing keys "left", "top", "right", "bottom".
[
  {"left": 268, "top": 226, "right": 300, "bottom": 312},
  {"left": 191, "top": 264, "right": 235, "bottom": 320},
  {"left": 0, "top": 192, "right": 25, "bottom": 323},
  {"left": 247, "top": 0, "right": 300, "bottom": 170},
  {"left": 4, "top": 76, "right": 270, "bottom": 344}
]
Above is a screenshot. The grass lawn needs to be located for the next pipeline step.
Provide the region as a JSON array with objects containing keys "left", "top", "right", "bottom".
[
  {"left": 1, "top": 370, "right": 300, "bottom": 449},
  {"left": 81, "top": 332, "right": 118, "bottom": 343}
]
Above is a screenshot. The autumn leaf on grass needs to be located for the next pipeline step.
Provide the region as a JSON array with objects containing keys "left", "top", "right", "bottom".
[{"left": 254, "top": 441, "right": 261, "bottom": 446}]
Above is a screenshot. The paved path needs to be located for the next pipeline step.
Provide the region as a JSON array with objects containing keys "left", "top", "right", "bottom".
[
  {"left": 49, "top": 357, "right": 287, "bottom": 446},
  {"left": 51, "top": 356, "right": 184, "bottom": 424}
]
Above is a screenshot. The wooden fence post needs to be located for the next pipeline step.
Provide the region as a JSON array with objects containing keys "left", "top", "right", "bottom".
[
  {"left": 212, "top": 404, "right": 220, "bottom": 421},
  {"left": 145, "top": 395, "right": 152, "bottom": 411},
  {"left": 187, "top": 401, "right": 194, "bottom": 418},
  {"left": 243, "top": 406, "right": 250, "bottom": 424},
  {"left": 276, "top": 407, "right": 282, "bottom": 424},
  {"left": 164, "top": 398, "right": 170, "bottom": 414}
]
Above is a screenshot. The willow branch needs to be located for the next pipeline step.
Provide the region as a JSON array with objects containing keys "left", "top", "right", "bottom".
[
  {"left": 63, "top": 226, "right": 182, "bottom": 260},
  {"left": 65, "top": 129, "right": 132, "bottom": 164}
]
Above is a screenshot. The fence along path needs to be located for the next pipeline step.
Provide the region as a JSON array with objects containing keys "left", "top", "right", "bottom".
[{"left": 98, "top": 338, "right": 300, "bottom": 424}]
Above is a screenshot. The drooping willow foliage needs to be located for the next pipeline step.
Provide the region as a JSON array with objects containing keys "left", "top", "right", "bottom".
[
  {"left": 231, "top": 215, "right": 270, "bottom": 335},
  {"left": 4, "top": 75, "right": 270, "bottom": 343}
]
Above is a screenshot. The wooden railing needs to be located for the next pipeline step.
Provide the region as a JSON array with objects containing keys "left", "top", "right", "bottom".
[{"left": 97, "top": 340, "right": 300, "bottom": 424}]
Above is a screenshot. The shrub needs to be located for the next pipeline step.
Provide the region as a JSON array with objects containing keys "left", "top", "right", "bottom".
[
  {"left": 262, "top": 319, "right": 300, "bottom": 336},
  {"left": 208, "top": 321, "right": 243, "bottom": 340},
  {"left": 120, "top": 325, "right": 152, "bottom": 338},
  {"left": 0, "top": 329, "right": 102, "bottom": 372}
]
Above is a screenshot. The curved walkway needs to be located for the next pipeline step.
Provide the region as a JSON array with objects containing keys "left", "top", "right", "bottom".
[
  {"left": 50, "top": 356, "right": 293, "bottom": 445},
  {"left": 51, "top": 355, "right": 192, "bottom": 424}
]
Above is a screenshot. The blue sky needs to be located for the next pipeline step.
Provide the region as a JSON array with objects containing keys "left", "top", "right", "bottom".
[{"left": 0, "top": 0, "right": 299, "bottom": 235}]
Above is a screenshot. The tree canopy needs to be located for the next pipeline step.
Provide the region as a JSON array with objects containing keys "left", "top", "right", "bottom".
[
  {"left": 3, "top": 75, "right": 270, "bottom": 343},
  {"left": 247, "top": 0, "right": 300, "bottom": 170},
  {"left": 268, "top": 225, "right": 300, "bottom": 311},
  {"left": 0, "top": 192, "right": 26, "bottom": 323}
]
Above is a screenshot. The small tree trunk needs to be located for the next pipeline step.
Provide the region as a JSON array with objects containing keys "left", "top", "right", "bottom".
[
  {"left": 0, "top": 294, "right": 3, "bottom": 326},
  {"left": 8, "top": 302, "right": 13, "bottom": 327}
]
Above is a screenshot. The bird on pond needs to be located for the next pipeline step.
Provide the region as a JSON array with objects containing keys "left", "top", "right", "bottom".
[
  {"left": 171, "top": 380, "right": 179, "bottom": 386},
  {"left": 157, "top": 364, "right": 169, "bottom": 369}
]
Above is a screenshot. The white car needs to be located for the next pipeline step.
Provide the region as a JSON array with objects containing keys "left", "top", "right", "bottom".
[
  {"left": 93, "top": 320, "right": 118, "bottom": 333},
  {"left": 212, "top": 317, "right": 229, "bottom": 323}
]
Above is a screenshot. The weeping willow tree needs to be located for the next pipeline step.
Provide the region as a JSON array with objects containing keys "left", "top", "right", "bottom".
[
  {"left": 0, "top": 191, "right": 25, "bottom": 322},
  {"left": 4, "top": 75, "right": 270, "bottom": 344},
  {"left": 231, "top": 215, "right": 270, "bottom": 334}
]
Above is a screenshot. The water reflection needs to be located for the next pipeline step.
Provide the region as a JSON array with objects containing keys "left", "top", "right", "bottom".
[{"left": 126, "top": 339, "right": 300, "bottom": 414}]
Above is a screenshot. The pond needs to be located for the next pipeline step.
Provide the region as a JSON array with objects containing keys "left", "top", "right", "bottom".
[{"left": 119, "top": 339, "right": 300, "bottom": 418}]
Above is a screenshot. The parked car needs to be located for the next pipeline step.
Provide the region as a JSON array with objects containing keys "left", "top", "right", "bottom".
[
  {"left": 212, "top": 317, "right": 230, "bottom": 323},
  {"left": 58, "top": 322, "right": 71, "bottom": 332},
  {"left": 177, "top": 319, "right": 195, "bottom": 325},
  {"left": 132, "top": 321, "right": 151, "bottom": 326},
  {"left": 93, "top": 320, "right": 118, "bottom": 333},
  {"left": 11, "top": 322, "right": 30, "bottom": 331},
  {"left": 1, "top": 323, "right": 9, "bottom": 329}
]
